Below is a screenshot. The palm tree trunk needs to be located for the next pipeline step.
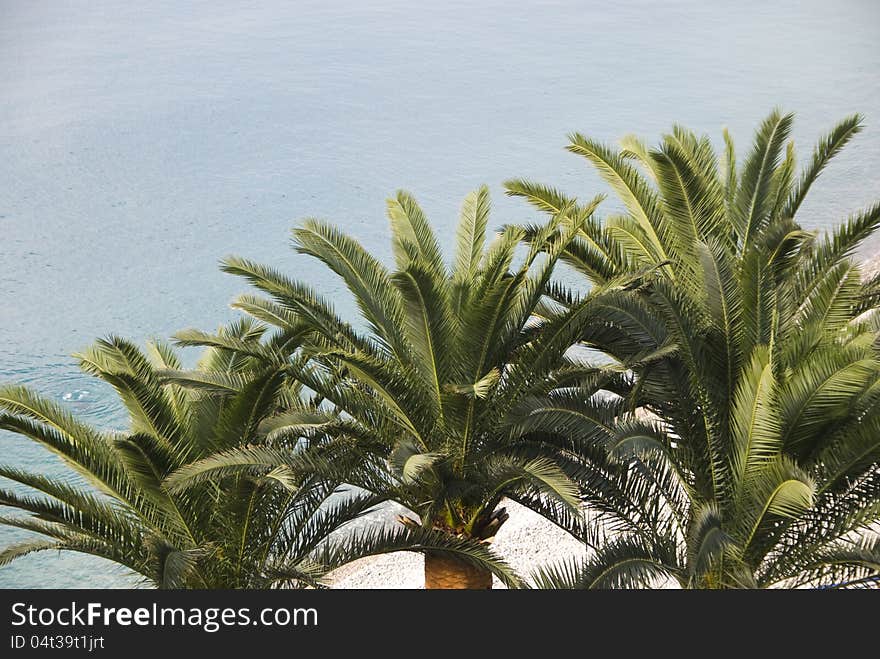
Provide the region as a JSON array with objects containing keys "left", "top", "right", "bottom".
[{"left": 424, "top": 552, "right": 493, "bottom": 589}]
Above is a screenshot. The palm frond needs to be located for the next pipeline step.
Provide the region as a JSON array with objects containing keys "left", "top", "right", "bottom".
[{"left": 784, "top": 114, "right": 864, "bottom": 218}]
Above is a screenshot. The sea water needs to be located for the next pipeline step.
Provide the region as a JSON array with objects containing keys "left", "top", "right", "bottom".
[{"left": 1, "top": 0, "right": 878, "bottom": 587}]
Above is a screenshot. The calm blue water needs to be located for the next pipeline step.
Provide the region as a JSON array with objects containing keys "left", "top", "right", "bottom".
[{"left": 1, "top": 0, "right": 879, "bottom": 587}]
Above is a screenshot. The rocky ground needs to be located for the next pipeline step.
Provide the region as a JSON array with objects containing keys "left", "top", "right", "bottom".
[
  {"left": 864, "top": 253, "right": 880, "bottom": 280},
  {"left": 325, "top": 500, "right": 586, "bottom": 589}
]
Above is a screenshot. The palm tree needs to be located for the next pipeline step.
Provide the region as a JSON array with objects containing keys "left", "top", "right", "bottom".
[
  {"left": 0, "top": 320, "right": 382, "bottom": 588},
  {"left": 510, "top": 110, "right": 880, "bottom": 588},
  {"left": 180, "top": 187, "right": 640, "bottom": 588}
]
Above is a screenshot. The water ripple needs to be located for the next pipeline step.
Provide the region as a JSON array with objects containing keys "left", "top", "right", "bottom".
[{"left": 0, "top": 360, "right": 126, "bottom": 430}]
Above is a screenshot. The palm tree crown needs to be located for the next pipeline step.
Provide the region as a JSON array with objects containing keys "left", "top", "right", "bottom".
[
  {"left": 511, "top": 110, "right": 880, "bottom": 588},
  {"left": 0, "top": 321, "right": 380, "bottom": 588},
  {"left": 202, "top": 187, "right": 637, "bottom": 587}
]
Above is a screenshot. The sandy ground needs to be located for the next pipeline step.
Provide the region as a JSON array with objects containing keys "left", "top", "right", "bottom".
[{"left": 325, "top": 500, "right": 586, "bottom": 589}]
